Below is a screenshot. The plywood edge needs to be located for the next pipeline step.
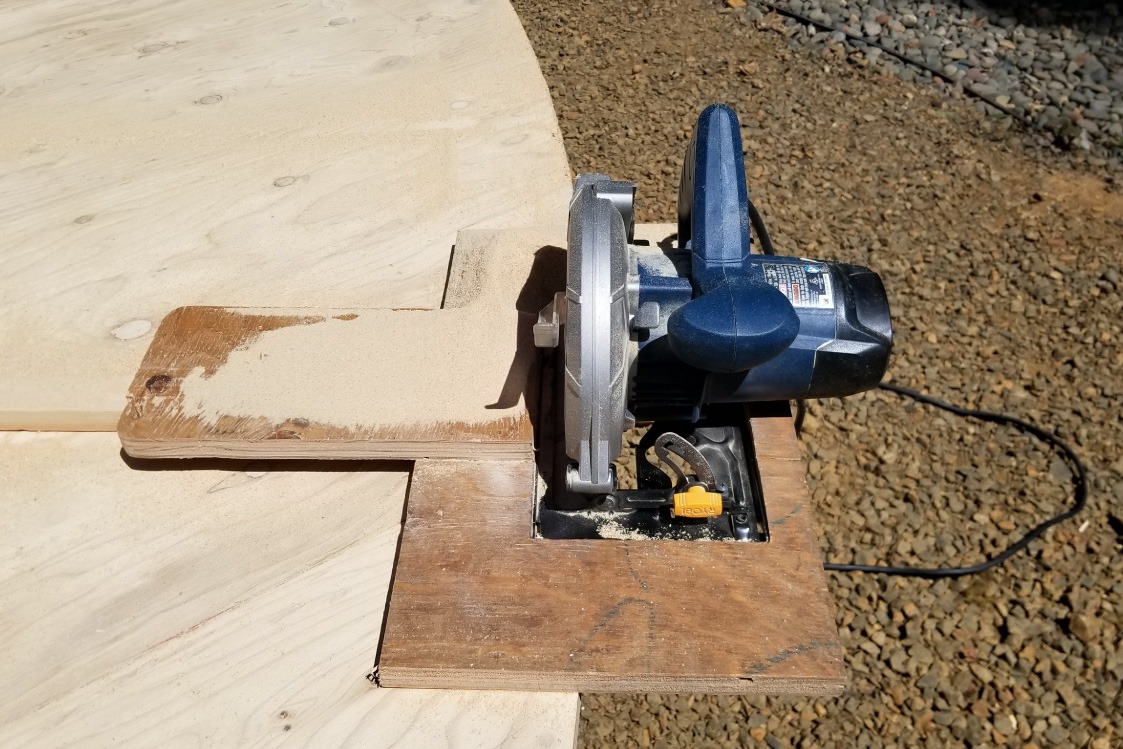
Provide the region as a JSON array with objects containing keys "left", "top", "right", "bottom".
[
  {"left": 117, "top": 436, "right": 535, "bottom": 461},
  {"left": 377, "top": 668, "right": 845, "bottom": 696},
  {"left": 0, "top": 411, "right": 120, "bottom": 432}
]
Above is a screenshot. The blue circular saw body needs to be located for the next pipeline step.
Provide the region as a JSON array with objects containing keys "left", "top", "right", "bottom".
[{"left": 629, "top": 104, "right": 893, "bottom": 422}]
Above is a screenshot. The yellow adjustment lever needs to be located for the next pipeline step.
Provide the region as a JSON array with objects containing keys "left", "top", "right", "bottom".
[{"left": 671, "top": 485, "right": 723, "bottom": 518}]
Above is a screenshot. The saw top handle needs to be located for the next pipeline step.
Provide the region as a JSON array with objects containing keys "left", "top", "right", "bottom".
[
  {"left": 677, "top": 103, "right": 753, "bottom": 293},
  {"left": 667, "top": 104, "right": 801, "bottom": 374}
]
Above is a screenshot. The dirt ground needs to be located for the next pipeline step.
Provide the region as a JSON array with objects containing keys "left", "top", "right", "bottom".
[{"left": 511, "top": 0, "right": 1122, "bottom": 746}]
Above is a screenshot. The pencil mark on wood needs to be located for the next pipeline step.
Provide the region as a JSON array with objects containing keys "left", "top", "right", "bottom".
[
  {"left": 621, "top": 544, "right": 649, "bottom": 591},
  {"left": 566, "top": 597, "right": 656, "bottom": 672},
  {"left": 741, "top": 640, "right": 838, "bottom": 677},
  {"left": 769, "top": 502, "right": 802, "bottom": 527}
]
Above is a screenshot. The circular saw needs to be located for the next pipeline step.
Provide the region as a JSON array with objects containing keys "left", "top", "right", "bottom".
[{"left": 535, "top": 103, "right": 893, "bottom": 540}]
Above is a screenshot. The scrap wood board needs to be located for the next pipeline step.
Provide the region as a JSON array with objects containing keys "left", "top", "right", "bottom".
[
  {"left": 376, "top": 408, "right": 845, "bottom": 694},
  {"left": 117, "top": 226, "right": 681, "bottom": 461},
  {"left": 117, "top": 226, "right": 569, "bottom": 460}
]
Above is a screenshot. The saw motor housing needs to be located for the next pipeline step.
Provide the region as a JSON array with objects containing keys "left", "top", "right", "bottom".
[{"left": 534, "top": 104, "right": 892, "bottom": 540}]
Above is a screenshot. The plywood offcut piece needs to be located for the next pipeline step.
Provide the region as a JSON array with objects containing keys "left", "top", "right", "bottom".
[
  {"left": 0, "top": 432, "right": 579, "bottom": 747},
  {"left": 118, "top": 227, "right": 566, "bottom": 459},
  {"left": 377, "top": 408, "right": 847, "bottom": 695},
  {"left": 0, "top": 0, "right": 571, "bottom": 431},
  {"left": 117, "top": 224, "right": 678, "bottom": 459}
]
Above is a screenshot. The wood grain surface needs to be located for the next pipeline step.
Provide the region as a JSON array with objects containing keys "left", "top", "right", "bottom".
[
  {"left": 117, "top": 228, "right": 567, "bottom": 459},
  {"left": 0, "top": 0, "right": 570, "bottom": 430},
  {"left": 0, "top": 432, "right": 579, "bottom": 747},
  {"left": 1, "top": 0, "right": 582, "bottom": 742},
  {"left": 377, "top": 407, "right": 846, "bottom": 694}
]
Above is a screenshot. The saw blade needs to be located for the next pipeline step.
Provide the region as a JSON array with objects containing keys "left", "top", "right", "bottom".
[{"left": 563, "top": 177, "right": 632, "bottom": 494}]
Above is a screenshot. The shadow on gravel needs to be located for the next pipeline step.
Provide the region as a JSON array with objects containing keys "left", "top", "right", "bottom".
[{"left": 965, "top": 0, "right": 1122, "bottom": 35}]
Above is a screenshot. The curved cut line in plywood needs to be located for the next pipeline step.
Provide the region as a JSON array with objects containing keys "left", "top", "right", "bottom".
[{"left": 0, "top": 0, "right": 571, "bottom": 431}]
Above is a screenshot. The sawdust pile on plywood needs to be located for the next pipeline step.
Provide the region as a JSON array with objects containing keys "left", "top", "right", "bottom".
[
  {"left": 176, "top": 310, "right": 523, "bottom": 429},
  {"left": 562, "top": 508, "right": 708, "bottom": 541}
]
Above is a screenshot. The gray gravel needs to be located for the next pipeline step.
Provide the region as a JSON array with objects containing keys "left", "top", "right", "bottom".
[
  {"left": 748, "top": 0, "right": 1123, "bottom": 158},
  {"left": 513, "top": 0, "right": 1123, "bottom": 746}
]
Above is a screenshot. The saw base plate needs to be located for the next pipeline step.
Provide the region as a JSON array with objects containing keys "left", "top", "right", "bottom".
[{"left": 535, "top": 344, "right": 771, "bottom": 542}]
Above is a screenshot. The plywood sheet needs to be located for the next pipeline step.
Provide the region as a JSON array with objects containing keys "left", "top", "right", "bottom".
[
  {"left": 0, "top": 432, "right": 578, "bottom": 747},
  {"left": 377, "top": 408, "right": 846, "bottom": 694},
  {"left": 0, "top": 0, "right": 571, "bottom": 430}
]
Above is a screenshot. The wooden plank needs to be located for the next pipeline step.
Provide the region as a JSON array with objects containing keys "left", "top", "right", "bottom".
[
  {"left": 117, "top": 227, "right": 567, "bottom": 459},
  {"left": 0, "top": 432, "right": 578, "bottom": 747},
  {"left": 0, "top": 0, "right": 571, "bottom": 430},
  {"left": 377, "top": 407, "right": 846, "bottom": 694},
  {"left": 116, "top": 225, "right": 678, "bottom": 460}
]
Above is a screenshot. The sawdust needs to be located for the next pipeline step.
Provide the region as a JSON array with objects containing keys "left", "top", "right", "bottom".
[
  {"left": 561, "top": 509, "right": 648, "bottom": 540},
  {"left": 175, "top": 309, "right": 523, "bottom": 430},
  {"left": 562, "top": 507, "right": 715, "bottom": 541},
  {"left": 590, "top": 515, "right": 648, "bottom": 540},
  {"left": 120, "top": 230, "right": 568, "bottom": 450}
]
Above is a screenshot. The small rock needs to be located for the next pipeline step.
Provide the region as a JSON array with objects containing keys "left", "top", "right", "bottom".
[
  {"left": 917, "top": 667, "right": 941, "bottom": 689},
  {"left": 964, "top": 716, "right": 988, "bottom": 745},
  {"left": 1044, "top": 725, "right": 1069, "bottom": 743},
  {"left": 765, "top": 736, "right": 790, "bottom": 749},
  {"left": 889, "top": 647, "right": 910, "bottom": 674},
  {"left": 1082, "top": 54, "right": 1108, "bottom": 84},
  {"left": 993, "top": 714, "right": 1017, "bottom": 736},
  {"left": 1069, "top": 614, "right": 1102, "bottom": 644},
  {"left": 969, "top": 663, "right": 993, "bottom": 682}
]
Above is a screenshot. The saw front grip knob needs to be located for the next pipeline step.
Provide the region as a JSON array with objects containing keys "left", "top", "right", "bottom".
[{"left": 665, "top": 277, "right": 800, "bottom": 373}]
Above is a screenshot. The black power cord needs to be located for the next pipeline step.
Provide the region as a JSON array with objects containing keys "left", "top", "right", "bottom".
[
  {"left": 820, "top": 382, "right": 1088, "bottom": 578},
  {"left": 748, "top": 198, "right": 776, "bottom": 255},
  {"left": 747, "top": 201, "right": 1087, "bottom": 579}
]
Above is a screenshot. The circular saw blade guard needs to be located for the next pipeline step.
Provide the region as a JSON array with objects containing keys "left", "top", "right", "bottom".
[{"left": 562, "top": 176, "right": 634, "bottom": 494}]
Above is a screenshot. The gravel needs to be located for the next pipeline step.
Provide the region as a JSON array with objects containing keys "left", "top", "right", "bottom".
[
  {"left": 512, "top": 0, "right": 1123, "bottom": 746},
  {"left": 745, "top": 0, "right": 1123, "bottom": 159}
]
